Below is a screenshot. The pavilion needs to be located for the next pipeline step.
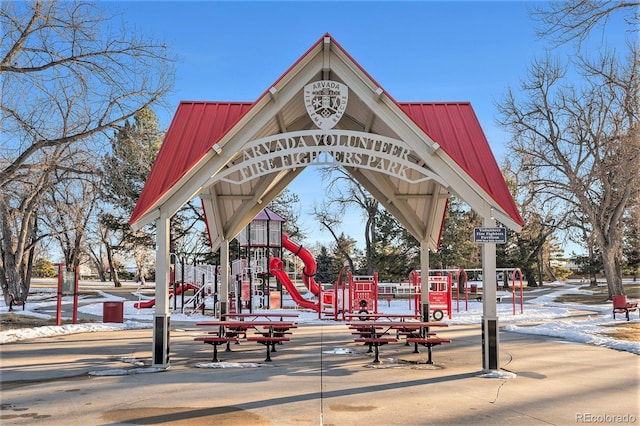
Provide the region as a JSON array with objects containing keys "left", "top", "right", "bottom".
[{"left": 130, "top": 33, "right": 523, "bottom": 370}]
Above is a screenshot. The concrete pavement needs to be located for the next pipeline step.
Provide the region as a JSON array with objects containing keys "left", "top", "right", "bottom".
[{"left": 0, "top": 321, "right": 638, "bottom": 425}]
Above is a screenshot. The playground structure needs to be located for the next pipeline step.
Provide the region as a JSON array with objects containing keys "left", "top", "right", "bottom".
[
  {"left": 133, "top": 249, "right": 524, "bottom": 320},
  {"left": 330, "top": 265, "right": 379, "bottom": 321},
  {"left": 232, "top": 209, "right": 338, "bottom": 315},
  {"left": 344, "top": 273, "right": 379, "bottom": 318},
  {"left": 269, "top": 233, "right": 327, "bottom": 313},
  {"left": 134, "top": 209, "right": 340, "bottom": 316},
  {"left": 133, "top": 282, "right": 204, "bottom": 310},
  {"left": 233, "top": 208, "right": 381, "bottom": 319},
  {"left": 132, "top": 262, "right": 218, "bottom": 312},
  {"left": 407, "top": 270, "right": 452, "bottom": 321},
  {"left": 133, "top": 250, "right": 524, "bottom": 320},
  {"left": 136, "top": 239, "right": 371, "bottom": 320},
  {"left": 270, "top": 233, "right": 380, "bottom": 319},
  {"left": 133, "top": 209, "right": 523, "bottom": 319},
  {"left": 403, "top": 268, "right": 525, "bottom": 318}
]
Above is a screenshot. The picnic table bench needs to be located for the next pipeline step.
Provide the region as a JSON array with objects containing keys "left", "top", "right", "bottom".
[
  {"left": 387, "top": 322, "right": 450, "bottom": 363},
  {"left": 195, "top": 320, "right": 296, "bottom": 362},
  {"left": 391, "top": 324, "right": 437, "bottom": 346},
  {"left": 472, "top": 291, "right": 509, "bottom": 302},
  {"left": 354, "top": 337, "right": 398, "bottom": 363},
  {"left": 348, "top": 321, "right": 450, "bottom": 364},
  {"left": 344, "top": 313, "right": 420, "bottom": 321},
  {"left": 261, "top": 325, "right": 296, "bottom": 339},
  {"left": 194, "top": 336, "right": 239, "bottom": 362},
  {"left": 406, "top": 337, "right": 452, "bottom": 364},
  {"left": 246, "top": 336, "right": 291, "bottom": 361}
]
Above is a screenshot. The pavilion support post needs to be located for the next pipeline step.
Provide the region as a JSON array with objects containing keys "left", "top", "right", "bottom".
[
  {"left": 152, "top": 210, "right": 171, "bottom": 368},
  {"left": 420, "top": 241, "right": 430, "bottom": 322},
  {"left": 481, "top": 215, "right": 499, "bottom": 372},
  {"left": 220, "top": 239, "right": 230, "bottom": 317}
]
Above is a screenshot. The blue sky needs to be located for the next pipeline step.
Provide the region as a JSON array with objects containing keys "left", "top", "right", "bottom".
[
  {"left": 112, "top": 0, "right": 544, "bottom": 157},
  {"left": 106, "top": 1, "right": 629, "bottom": 254}
]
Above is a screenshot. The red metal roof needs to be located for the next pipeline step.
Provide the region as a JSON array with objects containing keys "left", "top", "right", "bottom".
[
  {"left": 130, "top": 33, "right": 522, "bottom": 229},
  {"left": 399, "top": 102, "right": 523, "bottom": 226},
  {"left": 130, "top": 101, "right": 254, "bottom": 225},
  {"left": 130, "top": 100, "right": 523, "bottom": 227}
]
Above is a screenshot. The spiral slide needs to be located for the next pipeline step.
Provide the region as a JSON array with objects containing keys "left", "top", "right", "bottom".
[
  {"left": 269, "top": 234, "right": 322, "bottom": 312},
  {"left": 269, "top": 257, "right": 319, "bottom": 311},
  {"left": 133, "top": 283, "right": 200, "bottom": 309}
]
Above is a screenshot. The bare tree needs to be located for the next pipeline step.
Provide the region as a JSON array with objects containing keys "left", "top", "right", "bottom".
[
  {"left": 41, "top": 155, "right": 102, "bottom": 272},
  {"left": 0, "top": 0, "right": 174, "bottom": 305},
  {"left": 269, "top": 188, "right": 306, "bottom": 241},
  {"left": 500, "top": 158, "right": 567, "bottom": 286},
  {"left": 317, "top": 166, "right": 379, "bottom": 274},
  {"left": 497, "top": 47, "right": 640, "bottom": 297},
  {"left": 531, "top": 1, "right": 639, "bottom": 47},
  {"left": 85, "top": 220, "right": 110, "bottom": 282},
  {"left": 311, "top": 201, "right": 356, "bottom": 273}
]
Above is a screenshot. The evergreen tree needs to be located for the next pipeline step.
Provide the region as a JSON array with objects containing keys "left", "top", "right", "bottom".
[
  {"left": 100, "top": 107, "right": 162, "bottom": 285},
  {"left": 269, "top": 188, "right": 305, "bottom": 241},
  {"left": 314, "top": 245, "right": 335, "bottom": 284},
  {"left": 372, "top": 209, "right": 419, "bottom": 281},
  {"left": 430, "top": 198, "right": 481, "bottom": 270},
  {"left": 330, "top": 233, "right": 360, "bottom": 275},
  {"left": 32, "top": 258, "right": 57, "bottom": 278}
]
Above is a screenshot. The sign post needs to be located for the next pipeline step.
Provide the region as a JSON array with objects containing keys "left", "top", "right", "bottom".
[
  {"left": 56, "top": 265, "right": 79, "bottom": 325},
  {"left": 475, "top": 225, "right": 506, "bottom": 372},
  {"left": 72, "top": 266, "right": 79, "bottom": 324},
  {"left": 56, "top": 264, "right": 63, "bottom": 326}
]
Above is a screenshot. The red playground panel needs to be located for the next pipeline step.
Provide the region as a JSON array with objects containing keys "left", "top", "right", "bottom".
[
  {"left": 408, "top": 270, "right": 452, "bottom": 320},
  {"left": 428, "top": 275, "right": 452, "bottom": 320},
  {"left": 346, "top": 273, "right": 379, "bottom": 315}
]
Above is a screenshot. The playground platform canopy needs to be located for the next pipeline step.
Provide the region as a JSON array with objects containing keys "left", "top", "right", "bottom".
[{"left": 130, "top": 33, "right": 523, "bottom": 252}]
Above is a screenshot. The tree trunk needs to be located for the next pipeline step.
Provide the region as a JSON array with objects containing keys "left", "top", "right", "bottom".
[
  {"left": 24, "top": 245, "right": 34, "bottom": 297},
  {"left": 538, "top": 250, "right": 544, "bottom": 286},
  {"left": 544, "top": 263, "right": 557, "bottom": 282},
  {"left": 1, "top": 202, "right": 32, "bottom": 306},
  {"left": 3, "top": 258, "right": 24, "bottom": 308},
  {"left": 2, "top": 245, "right": 30, "bottom": 309},
  {"left": 600, "top": 244, "right": 624, "bottom": 297},
  {"left": 88, "top": 247, "right": 108, "bottom": 281},
  {"left": 364, "top": 215, "right": 374, "bottom": 275},
  {"left": 105, "top": 243, "right": 121, "bottom": 287},
  {"left": 587, "top": 243, "right": 598, "bottom": 287},
  {"left": 523, "top": 267, "right": 538, "bottom": 287}
]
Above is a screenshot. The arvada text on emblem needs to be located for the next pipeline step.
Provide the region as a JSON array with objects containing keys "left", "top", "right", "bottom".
[{"left": 304, "top": 80, "right": 348, "bottom": 130}]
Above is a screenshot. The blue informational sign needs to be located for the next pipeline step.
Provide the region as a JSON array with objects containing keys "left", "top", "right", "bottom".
[{"left": 473, "top": 227, "right": 507, "bottom": 244}]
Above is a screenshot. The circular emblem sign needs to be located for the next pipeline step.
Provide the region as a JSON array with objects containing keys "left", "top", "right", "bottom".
[{"left": 304, "top": 80, "right": 348, "bottom": 130}]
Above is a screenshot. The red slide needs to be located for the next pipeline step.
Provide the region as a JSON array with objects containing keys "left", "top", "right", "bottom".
[
  {"left": 133, "top": 283, "right": 200, "bottom": 309},
  {"left": 281, "top": 234, "right": 322, "bottom": 295},
  {"left": 134, "top": 298, "right": 156, "bottom": 309},
  {"left": 269, "top": 257, "right": 320, "bottom": 311}
]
